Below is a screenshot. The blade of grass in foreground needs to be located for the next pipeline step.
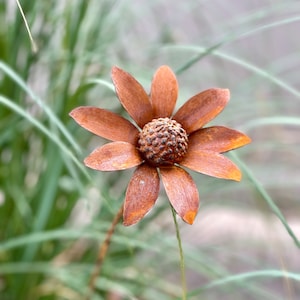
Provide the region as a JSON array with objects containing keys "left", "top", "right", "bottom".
[
  {"left": 86, "top": 78, "right": 115, "bottom": 92},
  {"left": 173, "top": 13, "right": 300, "bottom": 96},
  {"left": 0, "top": 226, "right": 160, "bottom": 253},
  {"left": 241, "top": 116, "right": 300, "bottom": 131},
  {"left": 0, "top": 61, "right": 81, "bottom": 153},
  {"left": 186, "top": 270, "right": 300, "bottom": 298},
  {"left": 167, "top": 45, "right": 300, "bottom": 101},
  {"left": 0, "top": 95, "right": 89, "bottom": 178},
  {"left": 230, "top": 152, "right": 300, "bottom": 248}
]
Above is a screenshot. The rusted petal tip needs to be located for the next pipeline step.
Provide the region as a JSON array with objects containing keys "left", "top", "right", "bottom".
[
  {"left": 160, "top": 167, "right": 199, "bottom": 224},
  {"left": 150, "top": 65, "right": 178, "bottom": 118},
  {"left": 173, "top": 88, "right": 230, "bottom": 134},
  {"left": 188, "top": 126, "right": 252, "bottom": 153},
  {"left": 183, "top": 210, "right": 197, "bottom": 225},
  {"left": 111, "top": 66, "right": 153, "bottom": 128},
  {"left": 84, "top": 142, "right": 143, "bottom": 171},
  {"left": 123, "top": 165, "right": 160, "bottom": 226}
]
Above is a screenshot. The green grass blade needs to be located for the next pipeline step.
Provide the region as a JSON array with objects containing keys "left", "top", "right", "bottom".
[
  {"left": 187, "top": 270, "right": 300, "bottom": 297},
  {"left": 242, "top": 116, "right": 300, "bottom": 131},
  {"left": 230, "top": 152, "right": 300, "bottom": 248},
  {"left": 0, "top": 61, "right": 81, "bottom": 153},
  {"left": 167, "top": 45, "right": 300, "bottom": 100},
  {"left": 0, "top": 95, "right": 89, "bottom": 178}
]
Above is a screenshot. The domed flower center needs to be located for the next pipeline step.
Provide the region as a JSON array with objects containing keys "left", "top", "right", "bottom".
[{"left": 138, "top": 117, "right": 188, "bottom": 166}]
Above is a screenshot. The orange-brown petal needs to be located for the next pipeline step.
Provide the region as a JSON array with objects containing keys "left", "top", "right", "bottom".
[
  {"left": 111, "top": 66, "right": 154, "bottom": 128},
  {"left": 70, "top": 106, "right": 139, "bottom": 144},
  {"left": 188, "top": 126, "right": 251, "bottom": 153},
  {"left": 173, "top": 88, "right": 230, "bottom": 134},
  {"left": 123, "top": 164, "right": 160, "bottom": 226},
  {"left": 160, "top": 166, "right": 199, "bottom": 224},
  {"left": 84, "top": 142, "right": 143, "bottom": 171},
  {"left": 180, "top": 150, "right": 241, "bottom": 181},
  {"left": 150, "top": 65, "right": 178, "bottom": 118}
]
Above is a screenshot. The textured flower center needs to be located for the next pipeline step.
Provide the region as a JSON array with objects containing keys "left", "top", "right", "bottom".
[{"left": 138, "top": 118, "right": 188, "bottom": 166}]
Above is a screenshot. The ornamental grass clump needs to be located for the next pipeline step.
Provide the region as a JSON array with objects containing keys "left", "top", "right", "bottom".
[{"left": 70, "top": 65, "right": 251, "bottom": 226}]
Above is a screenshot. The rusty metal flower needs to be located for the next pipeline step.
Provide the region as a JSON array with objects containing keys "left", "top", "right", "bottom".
[{"left": 70, "top": 66, "right": 251, "bottom": 226}]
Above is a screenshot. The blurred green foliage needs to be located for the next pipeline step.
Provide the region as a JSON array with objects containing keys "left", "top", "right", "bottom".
[{"left": 0, "top": 0, "right": 299, "bottom": 299}]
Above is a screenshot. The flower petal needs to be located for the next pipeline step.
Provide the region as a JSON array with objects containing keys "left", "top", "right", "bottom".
[
  {"left": 150, "top": 65, "right": 178, "bottom": 118},
  {"left": 180, "top": 150, "right": 241, "bottom": 181},
  {"left": 160, "top": 166, "right": 199, "bottom": 224},
  {"left": 84, "top": 142, "right": 143, "bottom": 171},
  {"left": 111, "top": 66, "right": 154, "bottom": 128},
  {"left": 70, "top": 106, "right": 139, "bottom": 144},
  {"left": 188, "top": 126, "right": 251, "bottom": 153},
  {"left": 123, "top": 164, "right": 160, "bottom": 226},
  {"left": 173, "top": 88, "right": 230, "bottom": 134}
]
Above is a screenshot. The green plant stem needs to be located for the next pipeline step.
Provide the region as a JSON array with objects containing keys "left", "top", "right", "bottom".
[
  {"left": 85, "top": 204, "right": 124, "bottom": 300},
  {"left": 171, "top": 208, "right": 187, "bottom": 300}
]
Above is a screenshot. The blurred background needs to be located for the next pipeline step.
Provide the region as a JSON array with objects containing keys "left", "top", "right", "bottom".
[{"left": 0, "top": 0, "right": 299, "bottom": 299}]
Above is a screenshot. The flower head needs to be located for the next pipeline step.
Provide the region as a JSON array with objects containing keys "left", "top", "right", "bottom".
[{"left": 70, "top": 66, "right": 251, "bottom": 226}]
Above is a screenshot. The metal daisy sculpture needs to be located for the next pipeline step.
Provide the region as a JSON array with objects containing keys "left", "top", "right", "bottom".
[{"left": 70, "top": 65, "right": 251, "bottom": 226}]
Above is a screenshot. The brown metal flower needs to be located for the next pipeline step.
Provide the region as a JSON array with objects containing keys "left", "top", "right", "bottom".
[{"left": 70, "top": 66, "right": 251, "bottom": 226}]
